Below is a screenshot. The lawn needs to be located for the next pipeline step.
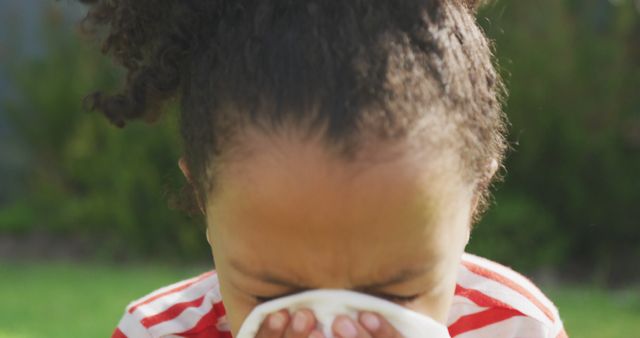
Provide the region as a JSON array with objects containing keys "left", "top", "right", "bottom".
[{"left": 0, "top": 261, "right": 638, "bottom": 338}]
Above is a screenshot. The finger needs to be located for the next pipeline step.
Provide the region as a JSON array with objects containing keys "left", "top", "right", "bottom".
[
  {"left": 255, "top": 310, "right": 290, "bottom": 338},
  {"left": 308, "top": 329, "right": 326, "bottom": 338},
  {"left": 332, "top": 315, "right": 372, "bottom": 338},
  {"left": 283, "top": 309, "right": 316, "bottom": 338},
  {"left": 358, "top": 312, "right": 403, "bottom": 338}
]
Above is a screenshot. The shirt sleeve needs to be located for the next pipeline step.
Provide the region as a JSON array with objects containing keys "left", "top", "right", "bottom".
[
  {"left": 549, "top": 316, "right": 568, "bottom": 338},
  {"left": 110, "top": 307, "right": 152, "bottom": 338}
]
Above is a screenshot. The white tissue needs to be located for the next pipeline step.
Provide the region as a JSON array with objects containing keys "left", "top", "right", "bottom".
[{"left": 235, "top": 289, "right": 451, "bottom": 338}]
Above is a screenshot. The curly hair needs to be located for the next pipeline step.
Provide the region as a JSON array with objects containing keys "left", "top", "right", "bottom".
[{"left": 78, "top": 0, "right": 506, "bottom": 220}]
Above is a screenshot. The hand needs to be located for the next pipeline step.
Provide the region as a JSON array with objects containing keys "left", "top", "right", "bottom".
[
  {"left": 331, "top": 312, "right": 404, "bottom": 338},
  {"left": 254, "top": 310, "right": 403, "bottom": 338},
  {"left": 254, "top": 309, "right": 323, "bottom": 338}
]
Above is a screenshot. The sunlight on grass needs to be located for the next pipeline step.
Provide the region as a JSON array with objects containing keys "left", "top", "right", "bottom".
[
  {"left": 0, "top": 261, "right": 209, "bottom": 338},
  {"left": 546, "top": 286, "right": 640, "bottom": 338},
  {"left": 0, "top": 261, "right": 638, "bottom": 337},
  {"left": 0, "top": 331, "right": 31, "bottom": 338}
]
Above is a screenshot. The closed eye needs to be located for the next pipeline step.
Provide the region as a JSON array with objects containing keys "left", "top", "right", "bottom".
[
  {"left": 254, "top": 290, "right": 307, "bottom": 303},
  {"left": 372, "top": 292, "right": 422, "bottom": 304},
  {"left": 254, "top": 295, "right": 281, "bottom": 303},
  {"left": 254, "top": 291, "right": 422, "bottom": 304}
]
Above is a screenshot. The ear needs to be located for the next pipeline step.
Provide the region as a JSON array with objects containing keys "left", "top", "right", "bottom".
[
  {"left": 468, "top": 158, "right": 499, "bottom": 240},
  {"left": 178, "top": 157, "right": 207, "bottom": 215},
  {"left": 206, "top": 226, "right": 212, "bottom": 246},
  {"left": 470, "top": 158, "right": 499, "bottom": 207},
  {"left": 488, "top": 158, "right": 499, "bottom": 179},
  {"left": 178, "top": 157, "right": 192, "bottom": 182},
  {"left": 463, "top": 0, "right": 488, "bottom": 12}
]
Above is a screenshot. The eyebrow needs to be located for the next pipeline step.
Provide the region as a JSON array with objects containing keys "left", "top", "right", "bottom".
[{"left": 229, "top": 258, "right": 434, "bottom": 290}]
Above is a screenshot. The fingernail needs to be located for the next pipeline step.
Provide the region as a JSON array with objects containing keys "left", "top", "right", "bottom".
[
  {"left": 293, "top": 311, "right": 308, "bottom": 332},
  {"left": 269, "top": 312, "right": 286, "bottom": 331},
  {"left": 361, "top": 312, "right": 380, "bottom": 332},
  {"left": 335, "top": 317, "right": 358, "bottom": 338},
  {"left": 309, "top": 330, "right": 324, "bottom": 338}
]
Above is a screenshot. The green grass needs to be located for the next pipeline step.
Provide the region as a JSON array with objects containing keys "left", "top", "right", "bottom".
[
  {"left": 0, "top": 261, "right": 208, "bottom": 338},
  {"left": 547, "top": 286, "right": 640, "bottom": 338},
  {"left": 0, "top": 261, "right": 638, "bottom": 338}
]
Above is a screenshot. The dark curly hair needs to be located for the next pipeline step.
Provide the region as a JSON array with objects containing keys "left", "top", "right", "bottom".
[{"left": 77, "top": 0, "right": 506, "bottom": 220}]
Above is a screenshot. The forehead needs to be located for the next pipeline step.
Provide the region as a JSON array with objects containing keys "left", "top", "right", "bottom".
[{"left": 207, "top": 129, "right": 471, "bottom": 284}]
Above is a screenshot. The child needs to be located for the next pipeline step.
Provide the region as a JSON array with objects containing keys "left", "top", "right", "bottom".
[{"left": 78, "top": 0, "right": 567, "bottom": 337}]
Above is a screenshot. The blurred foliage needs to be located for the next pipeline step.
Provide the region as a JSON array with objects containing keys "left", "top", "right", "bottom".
[
  {"left": 0, "top": 7, "right": 207, "bottom": 261},
  {"left": 468, "top": 0, "right": 640, "bottom": 282},
  {"left": 0, "top": 1, "right": 639, "bottom": 281}
]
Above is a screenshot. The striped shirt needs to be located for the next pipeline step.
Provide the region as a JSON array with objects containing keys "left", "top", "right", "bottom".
[{"left": 112, "top": 253, "right": 567, "bottom": 338}]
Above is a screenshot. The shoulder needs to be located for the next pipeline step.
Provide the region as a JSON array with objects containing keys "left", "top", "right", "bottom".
[
  {"left": 448, "top": 253, "right": 568, "bottom": 338},
  {"left": 111, "top": 270, "right": 232, "bottom": 338}
]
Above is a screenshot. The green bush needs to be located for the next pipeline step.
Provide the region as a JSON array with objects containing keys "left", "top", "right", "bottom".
[
  {"left": 469, "top": 0, "right": 640, "bottom": 281},
  {"left": 1, "top": 1, "right": 639, "bottom": 281},
  {"left": 1, "top": 8, "right": 208, "bottom": 260}
]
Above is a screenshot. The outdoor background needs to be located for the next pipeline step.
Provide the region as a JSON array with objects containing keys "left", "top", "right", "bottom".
[{"left": 1, "top": 0, "right": 639, "bottom": 337}]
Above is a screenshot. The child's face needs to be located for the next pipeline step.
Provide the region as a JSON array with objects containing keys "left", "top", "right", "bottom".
[{"left": 200, "top": 129, "right": 475, "bottom": 335}]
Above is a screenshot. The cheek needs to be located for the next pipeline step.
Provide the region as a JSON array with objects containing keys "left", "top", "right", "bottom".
[
  {"left": 210, "top": 248, "right": 259, "bottom": 335},
  {"left": 218, "top": 277, "right": 258, "bottom": 336},
  {"left": 409, "top": 276, "right": 457, "bottom": 324},
  {"left": 401, "top": 254, "right": 461, "bottom": 324}
]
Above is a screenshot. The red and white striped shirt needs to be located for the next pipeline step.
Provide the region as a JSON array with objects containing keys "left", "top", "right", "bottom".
[{"left": 112, "top": 253, "right": 567, "bottom": 338}]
